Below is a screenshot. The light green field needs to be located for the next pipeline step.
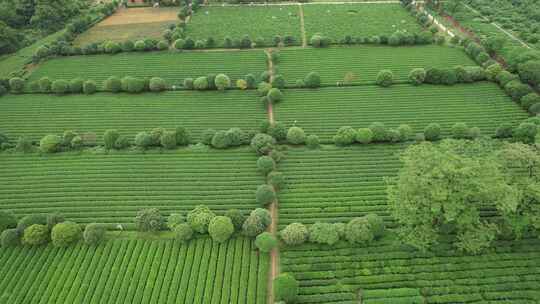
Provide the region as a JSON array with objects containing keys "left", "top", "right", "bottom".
[
  {"left": 0, "top": 237, "right": 268, "bottom": 304},
  {"left": 302, "top": 3, "right": 423, "bottom": 43},
  {"left": 277, "top": 45, "right": 476, "bottom": 86},
  {"left": 274, "top": 83, "right": 528, "bottom": 143},
  {"left": 0, "top": 149, "right": 260, "bottom": 228},
  {"left": 0, "top": 90, "right": 265, "bottom": 143},
  {"left": 27, "top": 50, "right": 267, "bottom": 86},
  {"left": 186, "top": 6, "right": 302, "bottom": 47}
]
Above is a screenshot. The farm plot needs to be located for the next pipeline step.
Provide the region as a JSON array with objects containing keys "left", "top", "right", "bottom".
[
  {"left": 274, "top": 83, "right": 528, "bottom": 143},
  {"left": 277, "top": 45, "right": 475, "bottom": 86},
  {"left": 185, "top": 6, "right": 302, "bottom": 47},
  {"left": 302, "top": 3, "right": 423, "bottom": 43},
  {"left": 0, "top": 149, "right": 261, "bottom": 227},
  {"left": 282, "top": 237, "right": 540, "bottom": 303},
  {"left": 27, "top": 50, "right": 266, "bottom": 87},
  {"left": 0, "top": 90, "right": 264, "bottom": 143},
  {"left": 0, "top": 237, "right": 268, "bottom": 304},
  {"left": 74, "top": 7, "right": 179, "bottom": 46},
  {"left": 278, "top": 145, "right": 403, "bottom": 228}
]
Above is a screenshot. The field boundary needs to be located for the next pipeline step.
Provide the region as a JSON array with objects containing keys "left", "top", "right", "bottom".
[
  {"left": 203, "top": 1, "right": 400, "bottom": 7},
  {"left": 299, "top": 4, "right": 307, "bottom": 47}
]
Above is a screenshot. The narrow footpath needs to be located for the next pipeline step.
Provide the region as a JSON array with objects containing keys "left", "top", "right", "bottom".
[{"left": 299, "top": 4, "right": 308, "bottom": 47}]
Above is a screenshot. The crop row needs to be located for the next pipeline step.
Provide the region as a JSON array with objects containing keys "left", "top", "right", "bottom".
[
  {"left": 0, "top": 90, "right": 265, "bottom": 142},
  {"left": 281, "top": 237, "right": 540, "bottom": 303},
  {"left": 0, "top": 150, "right": 261, "bottom": 228},
  {"left": 27, "top": 50, "right": 267, "bottom": 86},
  {"left": 274, "top": 83, "right": 529, "bottom": 143},
  {"left": 0, "top": 237, "right": 267, "bottom": 303},
  {"left": 277, "top": 45, "right": 475, "bottom": 86}
]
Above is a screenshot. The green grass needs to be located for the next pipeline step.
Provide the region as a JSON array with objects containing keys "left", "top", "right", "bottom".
[
  {"left": 186, "top": 6, "right": 302, "bottom": 47},
  {"left": 0, "top": 237, "right": 269, "bottom": 304},
  {"left": 273, "top": 83, "right": 528, "bottom": 143},
  {"left": 27, "top": 50, "right": 267, "bottom": 86},
  {"left": 278, "top": 145, "right": 403, "bottom": 228},
  {"left": 74, "top": 22, "right": 177, "bottom": 46},
  {"left": 0, "top": 149, "right": 261, "bottom": 228},
  {"left": 282, "top": 237, "right": 540, "bottom": 304},
  {"left": 277, "top": 45, "right": 475, "bottom": 86},
  {"left": 0, "top": 90, "right": 265, "bottom": 142},
  {"left": 302, "top": 3, "right": 423, "bottom": 42}
]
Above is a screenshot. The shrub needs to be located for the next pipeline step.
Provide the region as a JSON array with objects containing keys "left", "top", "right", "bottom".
[
  {"left": 409, "top": 68, "right": 426, "bottom": 85},
  {"left": 83, "top": 80, "right": 97, "bottom": 94},
  {"left": 22, "top": 224, "right": 49, "bottom": 245},
  {"left": 0, "top": 85, "right": 7, "bottom": 96},
  {"left": 83, "top": 223, "right": 106, "bottom": 245},
  {"left": 257, "top": 156, "right": 275, "bottom": 175},
  {"left": 530, "top": 103, "right": 540, "bottom": 115},
  {"left": 149, "top": 77, "right": 167, "bottom": 92},
  {"left": 274, "top": 273, "right": 299, "bottom": 303},
  {"left": 51, "top": 221, "right": 81, "bottom": 247},
  {"left": 520, "top": 93, "right": 540, "bottom": 110},
  {"left": 287, "top": 127, "right": 306, "bottom": 145},
  {"left": 244, "top": 74, "right": 256, "bottom": 89},
  {"left": 309, "top": 222, "right": 339, "bottom": 245},
  {"left": 157, "top": 40, "right": 169, "bottom": 50},
  {"left": 504, "top": 80, "right": 533, "bottom": 101},
  {"left": 104, "top": 76, "right": 122, "bottom": 92},
  {"left": 376, "top": 70, "right": 394, "bottom": 87},
  {"left": 496, "top": 71, "right": 519, "bottom": 87},
  {"left": 425, "top": 67, "right": 444, "bottom": 84},
  {"left": 46, "top": 213, "right": 65, "bottom": 230},
  {"left": 495, "top": 123, "right": 514, "bottom": 138},
  {"left": 345, "top": 217, "right": 373, "bottom": 245},
  {"left": 208, "top": 216, "right": 234, "bottom": 243},
  {"left": 356, "top": 128, "right": 373, "bottom": 144},
  {"left": 518, "top": 60, "right": 540, "bottom": 87},
  {"left": 214, "top": 74, "right": 231, "bottom": 91},
  {"left": 310, "top": 34, "right": 330, "bottom": 47},
  {"left": 121, "top": 76, "right": 145, "bottom": 93},
  {"left": 183, "top": 78, "right": 194, "bottom": 89},
  {"left": 210, "top": 130, "right": 228, "bottom": 149},
  {"left": 187, "top": 205, "right": 216, "bottom": 234},
  {"left": 271, "top": 75, "right": 286, "bottom": 89},
  {"left": 255, "top": 232, "right": 277, "bottom": 252},
  {"left": 485, "top": 64, "right": 503, "bottom": 81},
  {"left": 122, "top": 40, "right": 134, "bottom": 52},
  {"left": 280, "top": 223, "right": 308, "bottom": 246},
  {"left": 468, "top": 126, "right": 481, "bottom": 139},
  {"left": 193, "top": 76, "right": 209, "bottom": 90},
  {"left": 104, "top": 41, "right": 121, "bottom": 54},
  {"left": 441, "top": 68, "right": 458, "bottom": 85},
  {"left": 173, "top": 39, "right": 185, "bottom": 50},
  {"left": 134, "top": 40, "right": 146, "bottom": 51},
  {"left": 173, "top": 126, "right": 189, "bottom": 146},
  {"left": 304, "top": 72, "right": 321, "bottom": 88},
  {"left": 0, "top": 210, "right": 17, "bottom": 233},
  {"left": 256, "top": 184, "right": 276, "bottom": 206},
  {"left": 52, "top": 80, "right": 70, "bottom": 94},
  {"left": 251, "top": 133, "right": 276, "bottom": 155},
  {"left": 267, "top": 171, "right": 285, "bottom": 190},
  {"left": 369, "top": 122, "right": 388, "bottom": 142},
  {"left": 242, "top": 214, "right": 266, "bottom": 237},
  {"left": 268, "top": 122, "right": 287, "bottom": 141},
  {"left": 452, "top": 122, "right": 470, "bottom": 139},
  {"left": 174, "top": 223, "right": 193, "bottom": 242},
  {"left": 9, "top": 77, "right": 24, "bottom": 93},
  {"left": 513, "top": 122, "right": 538, "bottom": 144},
  {"left": 14, "top": 137, "right": 32, "bottom": 152},
  {"left": 365, "top": 213, "right": 384, "bottom": 239},
  {"left": 0, "top": 229, "right": 20, "bottom": 246},
  {"left": 397, "top": 124, "right": 413, "bottom": 141},
  {"left": 134, "top": 208, "right": 165, "bottom": 232},
  {"left": 267, "top": 88, "right": 283, "bottom": 103},
  {"left": 306, "top": 134, "right": 320, "bottom": 149},
  {"left": 103, "top": 129, "right": 120, "bottom": 149},
  {"left": 17, "top": 214, "right": 47, "bottom": 233},
  {"left": 224, "top": 209, "right": 245, "bottom": 231},
  {"left": 424, "top": 123, "right": 441, "bottom": 141},
  {"left": 134, "top": 132, "right": 153, "bottom": 148},
  {"left": 257, "top": 82, "right": 272, "bottom": 96},
  {"left": 40, "top": 135, "right": 62, "bottom": 153},
  {"left": 333, "top": 126, "right": 357, "bottom": 146}
]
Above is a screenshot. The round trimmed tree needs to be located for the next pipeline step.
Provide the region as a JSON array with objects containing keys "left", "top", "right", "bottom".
[
  {"left": 257, "top": 156, "right": 276, "bottom": 175},
  {"left": 306, "top": 134, "right": 320, "bottom": 149},
  {"left": 149, "top": 77, "right": 167, "bottom": 92},
  {"left": 51, "top": 221, "right": 82, "bottom": 247},
  {"left": 0, "top": 229, "right": 20, "bottom": 247},
  {"left": 40, "top": 135, "right": 62, "bottom": 153},
  {"left": 333, "top": 126, "right": 356, "bottom": 146},
  {"left": 174, "top": 223, "right": 193, "bottom": 242},
  {"left": 83, "top": 223, "right": 106, "bottom": 245},
  {"left": 256, "top": 184, "right": 276, "bottom": 206},
  {"left": 274, "top": 273, "right": 299, "bottom": 303},
  {"left": 255, "top": 232, "right": 277, "bottom": 252},
  {"left": 225, "top": 209, "right": 245, "bottom": 231},
  {"left": 287, "top": 127, "right": 306, "bottom": 145},
  {"left": 376, "top": 69, "right": 394, "bottom": 87},
  {"left": 345, "top": 217, "right": 374, "bottom": 245},
  {"left": 104, "top": 76, "right": 122, "bottom": 92},
  {"left": 187, "top": 205, "right": 216, "bottom": 234},
  {"left": 409, "top": 68, "right": 426, "bottom": 85},
  {"left": 280, "top": 223, "right": 308, "bottom": 246},
  {"left": 22, "top": 224, "right": 49, "bottom": 245},
  {"left": 309, "top": 222, "right": 340, "bottom": 245},
  {"left": 214, "top": 74, "right": 231, "bottom": 91},
  {"left": 267, "top": 88, "right": 283, "bottom": 103},
  {"left": 251, "top": 133, "right": 276, "bottom": 155},
  {"left": 208, "top": 216, "right": 234, "bottom": 243},
  {"left": 51, "top": 80, "right": 70, "bottom": 94},
  {"left": 304, "top": 72, "right": 321, "bottom": 88},
  {"left": 424, "top": 123, "right": 442, "bottom": 141},
  {"left": 356, "top": 128, "right": 373, "bottom": 144},
  {"left": 134, "top": 208, "right": 165, "bottom": 232}
]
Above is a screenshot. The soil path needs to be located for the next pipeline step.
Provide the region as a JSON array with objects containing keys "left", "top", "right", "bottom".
[
  {"left": 299, "top": 4, "right": 308, "bottom": 47},
  {"left": 203, "top": 1, "right": 400, "bottom": 7}
]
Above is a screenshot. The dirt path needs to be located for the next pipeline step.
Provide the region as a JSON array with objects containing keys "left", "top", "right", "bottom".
[
  {"left": 203, "top": 1, "right": 400, "bottom": 7},
  {"left": 265, "top": 49, "right": 276, "bottom": 124},
  {"left": 299, "top": 4, "right": 308, "bottom": 47}
]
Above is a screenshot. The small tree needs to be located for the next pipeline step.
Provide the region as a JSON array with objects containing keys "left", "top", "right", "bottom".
[
  {"left": 286, "top": 127, "right": 306, "bottom": 145},
  {"left": 208, "top": 216, "right": 234, "bottom": 243},
  {"left": 214, "top": 74, "right": 231, "bottom": 91},
  {"left": 268, "top": 122, "right": 287, "bottom": 142},
  {"left": 257, "top": 156, "right": 276, "bottom": 175},
  {"left": 40, "top": 135, "right": 62, "bottom": 153},
  {"left": 225, "top": 209, "right": 245, "bottom": 231},
  {"left": 251, "top": 133, "right": 276, "bottom": 155},
  {"left": 333, "top": 126, "right": 357, "bottom": 146},
  {"left": 356, "top": 128, "right": 373, "bottom": 144},
  {"left": 46, "top": 213, "right": 65, "bottom": 230},
  {"left": 17, "top": 214, "right": 47, "bottom": 233},
  {"left": 306, "top": 134, "right": 320, "bottom": 149},
  {"left": 520, "top": 93, "right": 540, "bottom": 111},
  {"left": 211, "top": 130, "right": 229, "bottom": 149},
  {"left": 161, "top": 131, "right": 177, "bottom": 149},
  {"left": 409, "top": 68, "right": 426, "bottom": 85},
  {"left": 242, "top": 214, "right": 266, "bottom": 237},
  {"left": 271, "top": 75, "right": 286, "bottom": 89},
  {"left": 51, "top": 221, "right": 82, "bottom": 247},
  {"left": 424, "top": 123, "right": 442, "bottom": 141},
  {"left": 309, "top": 222, "right": 339, "bottom": 245},
  {"left": 369, "top": 122, "right": 388, "bottom": 142},
  {"left": 256, "top": 184, "right": 276, "bottom": 206},
  {"left": 257, "top": 82, "right": 272, "bottom": 96},
  {"left": 513, "top": 122, "right": 538, "bottom": 144},
  {"left": 83, "top": 223, "right": 106, "bottom": 245},
  {"left": 280, "top": 223, "right": 308, "bottom": 246},
  {"left": 267, "top": 171, "right": 286, "bottom": 190},
  {"left": 175, "top": 126, "right": 190, "bottom": 146},
  {"left": 345, "top": 217, "right": 373, "bottom": 245},
  {"left": 52, "top": 80, "right": 70, "bottom": 94},
  {"left": 134, "top": 132, "right": 153, "bottom": 148},
  {"left": 134, "top": 208, "right": 165, "bottom": 232},
  {"left": 174, "top": 223, "right": 193, "bottom": 242},
  {"left": 267, "top": 88, "right": 283, "bottom": 103},
  {"left": 104, "top": 76, "right": 122, "bottom": 93},
  {"left": 149, "top": 77, "right": 167, "bottom": 92},
  {"left": 193, "top": 76, "right": 209, "bottom": 90},
  {"left": 452, "top": 122, "right": 470, "bottom": 139},
  {"left": 274, "top": 273, "right": 299, "bottom": 303},
  {"left": 304, "top": 72, "right": 321, "bottom": 88},
  {"left": 22, "top": 224, "right": 49, "bottom": 245},
  {"left": 365, "top": 213, "right": 385, "bottom": 239},
  {"left": 376, "top": 70, "right": 394, "bottom": 87},
  {"left": 9, "top": 77, "right": 24, "bottom": 94},
  {"left": 15, "top": 137, "right": 33, "bottom": 153},
  {"left": 38, "top": 77, "right": 52, "bottom": 93},
  {"left": 0, "top": 210, "right": 17, "bottom": 233},
  {"left": 187, "top": 205, "right": 216, "bottom": 234},
  {"left": 255, "top": 232, "right": 277, "bottom": 252},
  {"left": 83, "top": 80, "right": 97, "bottom": 94},
  {"left": 0, "top": 229, "right": 20, "bottom": 246},
  {"left": 104, "top": 130, "right": 120, "bottom": 149},
  {"left": 397, "top": 124, "right": 413, "bottom": 142}
]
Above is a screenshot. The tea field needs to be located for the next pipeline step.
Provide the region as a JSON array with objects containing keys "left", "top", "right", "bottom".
[
  {"left": 302, "top": 3, "right": 423, "bottom": 42},
  {"left": 0, "top": 150, "right": 260, "bottom": 228},
  {"left": 277, "top": 45, "right": 475, "bottom": 86},
  {"left": 27, "top": 50, "right": 267, "bottom": 87},
  {"left": 0, "top": 237, "right": 269, "bottom": 304},
  {"left": 274, "top": 83, "right": 528, "bottom": 143},
  {"left": 0, "top": 90, "right": 265, "bottom": 142}
]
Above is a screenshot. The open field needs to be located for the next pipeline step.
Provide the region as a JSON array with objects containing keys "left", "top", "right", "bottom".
[
  {"left": 302, "top": 3, "right": 422, "bottom": 42},
  {"left": 0, "top": 149, "right": 260, "bottom": 228},
  {"left": 0, "top": 237, "right": 268, "bottom": 304},
  {"left": 277, "top": 45, "right": 475, "bottom": 86},
  {"left": 282, "top": 237, "right": 540, "bottom": 303},
  {"left": 278, "top": 145, "right": 402, "bottom": 228},
  {"left": 74, "top": 7, "right": 178, "bottom": 46},
  {"left": 186, "top": 6, "right": 302, "bottom": 47},
  {"left": 274, "top": 83, "right": 528, "bottom": 143},
  {"left": 0, "top": 91, "right": 265, "bottom": 143},
  {"left": 27, "top": 50, "right": 266, "bottom": 86}
]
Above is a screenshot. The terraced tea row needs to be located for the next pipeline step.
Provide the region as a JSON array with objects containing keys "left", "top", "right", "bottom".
[
  {"left": 274, "top": 83, "right": 529, "bottom": 143},
  {"left": 0, "top": 91, "right": 265, "bottom": 143},
  {"left": 277, "top": 45, "right": 475, "bottom": 86},
  {"left": 0, "top": 150, "right": 260, "bottom": 228},
  {"left": 278, "top": 145, "right": 403, "bottom": 229},
  {"left": 0, "top": 237, "right": 268, "bottom": 304},
  {"left": 282, "top": 237, "right": 540, "bottom": 303},
  {"left": 28, "top": 50, "right": 267, "bottom": 86}
]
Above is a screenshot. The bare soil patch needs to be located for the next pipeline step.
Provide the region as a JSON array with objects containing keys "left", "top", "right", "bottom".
[{"left": 98, "top": 7, "right": 178, "bottom": 26}]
